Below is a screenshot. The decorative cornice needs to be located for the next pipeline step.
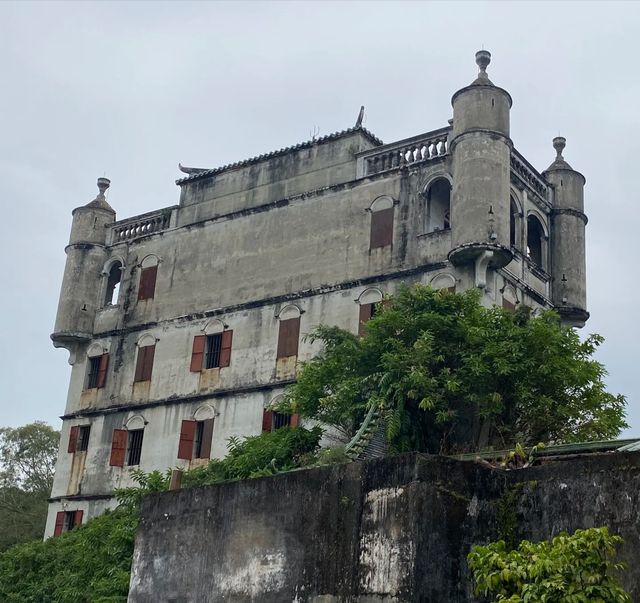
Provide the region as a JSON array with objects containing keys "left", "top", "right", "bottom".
[
  {"left": 61, "top": 379, "right": 297, "bottom": 420},
  {"left": 91, "top": 261, "right": 450, "bottom": 339},
  {"left": 552, "top": 207, "right": 588, "bottom": 225}
]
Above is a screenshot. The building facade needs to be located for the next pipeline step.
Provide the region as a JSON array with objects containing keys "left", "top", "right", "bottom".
[{"left": 46, "top": 51, "right": 588, "bottom": 537}]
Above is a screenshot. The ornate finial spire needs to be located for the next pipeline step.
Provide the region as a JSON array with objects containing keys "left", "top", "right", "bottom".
[
  {"left": 97, "top": 177, "right": 110, "bottom": 197},
  {"left": 475, "top": 50, "right": 491, "bottom": 80},
  {"left": 545, "top": 136, "right": 572, "bottom": 171},
  {"left": 553, "top": 136, "right": 566, "bottom": 160}
]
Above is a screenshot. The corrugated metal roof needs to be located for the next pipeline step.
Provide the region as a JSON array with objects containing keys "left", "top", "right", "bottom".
[
  {"left": 175, "top": 126, "right": 383, "bottom": 185},
  {"left": 617, "top": 439, "right": 640, "bottom": 452},
  {"left": 454, "top": 438, "right": 640, "bottom": 462}
]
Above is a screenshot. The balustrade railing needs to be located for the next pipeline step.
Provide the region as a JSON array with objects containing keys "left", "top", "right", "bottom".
[
  {"left": 110, "top": 209, "right": 173, "bottom": 243},
  {"left": 360, "top": 128, "right": 450, "bottom": 176},
  {"left": 511, "top": 151, "right": 548, "bottom": 199}
]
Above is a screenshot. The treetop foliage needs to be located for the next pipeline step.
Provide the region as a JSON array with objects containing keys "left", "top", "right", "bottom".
[{"left": 285, "top": 285, "right": 627, "bottom": 453}]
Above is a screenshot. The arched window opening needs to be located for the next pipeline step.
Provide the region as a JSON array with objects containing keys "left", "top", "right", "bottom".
[
  {"left": 369, "top": 196, "right": 394, "bottom": 250},
  {"left": 527, "top": 215, "right": 544, "bottom": 267},
  {"left": 510, "top": 198, "right": 518, "bottom": 248},
  {"left": 105, "top": 262, "right": 122, "bottom": 306},
  {"left": 426, "top": 178, "right": 451, "bottom": 233}
]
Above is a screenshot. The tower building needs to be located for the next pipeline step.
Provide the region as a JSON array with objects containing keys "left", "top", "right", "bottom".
[{"left": 46, "top": 51, "right": 588, "bottom": 537}]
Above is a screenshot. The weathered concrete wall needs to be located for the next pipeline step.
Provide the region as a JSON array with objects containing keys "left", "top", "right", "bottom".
[{"left": 129, "top": 451, "right": 640, "bottom": 603}]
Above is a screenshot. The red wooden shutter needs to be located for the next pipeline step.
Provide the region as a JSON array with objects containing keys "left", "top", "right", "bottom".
[
  {"left": 134, "top": 347, "right": 146, "bottom": 382},
  {"left": 142, "top": 345, "right": 155, "bottom": 381},
  {"left": 262, "top": 410, "right": 273, "bottom": 433},
  {"left": 138, "top": 265, "right": 158, "bottom": 301},
  {"left": 290, "top": 413, "right": 300, "bottom": 428},
  {"left": 73, "top": 510, "right": 84, "bottom": 529},
  {"left": 200, "top": 419, "right": 214, "bottom": 459},
  {"left": 54, "top": 511, "right": 65, "bottom": 537},
  {"left": 277, "top": 317, "right": 300, "bottom": 359},
  {"left": 190, "top": 336, "right": 206, "bottom": 372},
  {"left": 370, "top": 207, "right": 394, "bottom": 249},
  {"left": 220, "top": 330, "right": 233, "bottom": 367},
  {"left": 68, "top": 426, "right": 79, "bottom": 453},
  {"left": 96, "top": 353, "right": 109, "bottom": 388},
  {"left": 109, "top": 429, "right": 127, "bottom": 467},
  {"left": 177, "top": 420, "right": 196, "bottom": 460},
  {"left": 358, "top": 303, "right": 374, "bottom": 337},
  {"left": 135, "top": 345, "right": 155, "bottom": 382}
]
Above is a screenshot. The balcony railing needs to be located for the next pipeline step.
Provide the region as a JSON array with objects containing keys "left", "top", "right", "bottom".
[
  {"left": 511, "top": 150, "right": 548, "bottom": 200},
  {"left": 110, "top": 208, "right": 175, "bottom": 244},
  {"left": 358, "top": 127, "right": 450, "bottom": 177}
]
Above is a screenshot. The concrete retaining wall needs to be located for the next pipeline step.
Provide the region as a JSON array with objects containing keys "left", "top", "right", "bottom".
[{"left": 129, "top": 451, "right": 640, "bottom": 602}]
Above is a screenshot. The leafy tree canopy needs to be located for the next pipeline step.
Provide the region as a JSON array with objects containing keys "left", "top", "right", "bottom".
[
  {"left": 468, "top": 527, "right": 632, "bottom": 602},
  {"left": 0, "top": 422, "right": 60, "bottom": 552},
  {"left": 284, "top": 285, "right": 627, "bottom": 453}
]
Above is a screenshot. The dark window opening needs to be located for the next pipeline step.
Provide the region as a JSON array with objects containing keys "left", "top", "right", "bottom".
[
  {"left": 105, "top": 262, "right": 122, "bottom": 306},
  {"left": 193, "top": 421, "right": 205, "bottom": 458},
  {"left": 193, "top": 419, "right": 213, "bottom": 459},
  {"left": 76, "top": 425, "right": 91, "bottom": 452},
  {"left": 86, "top": 356, "right": 101, "bottom": 389},
  {"left": 426, "top": 179, "right": 451, "bottom": 233},
  {"left": 177, "top": 418, "right": 213, "bottom": 460},
  {"left": 527, "top": 215, "right": 544, "bottom": 267},
  {"left": 54, "top": 510, "right": 83, "bottom": 536},
  {"left": 205, "top": 334, "right": 223, "bottom": 369},
  {"left": 273, "top": 412, "right": 292, "bottom": 430},
  {"left": 370, "top": 206, "right": 394, "bottom": 249},
  {"left": 262, "top": 409, "right": 300, "bottom": 432},
  {"left": 65, "top": 511, "right": 77, "bottom": 532},
  {"left": 86, "top": 353, "right": 109, "bottom": 390},
  {"left": 127, "top": 429, "right": 144, "bottom": 466},
  {"left": 510, "top": 199, "right": 518, "bottom": 247},
  {"left": 358, "top": 302, "right": 380, "bottom": 336}
]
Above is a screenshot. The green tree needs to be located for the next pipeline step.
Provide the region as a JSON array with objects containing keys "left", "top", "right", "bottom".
[
  {"left": 285, "top": 285, "right": 627, "bottom": 453},
  {"left": 0, "top": 422, "right": 60, "bottom": 550},
  {"left": 468, "top": 527, "right": 632, "bottom": 602}
]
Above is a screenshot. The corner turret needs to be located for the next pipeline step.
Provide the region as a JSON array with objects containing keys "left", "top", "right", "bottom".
[
  {"left": 543, "top": 138, "right": 589, "bottom": 326},
  {"left": 448, "top": 51, "right": 513, "bottom": 285},
  {"left": 51, "top": 178, "right": 116, "bottom": 356}
]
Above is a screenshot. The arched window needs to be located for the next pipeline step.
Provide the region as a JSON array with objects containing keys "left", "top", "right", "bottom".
[
  {"left": 104, "top": 261, "right": 122, "bottom": 306},
  {"left": 138, "top": 255, "right": 159, "bottom": 301},
  {"left": 425, "top": 178, "right": 451, "bottom": 233},
  {"left": 277, "top": 305, "right": 301, "bottom": 359},
  {"left": 262, "top": 395, "right": 299, "bottom": 432},
  {"left": 357, "top": 288, "right": 384, "bottom": 336},
  {"left": 430, "top": 273, "right": 456, "bottom": 293},
  {"left": 510, "top": 197, "right": 519, "bottom": 248},
  {"left": 369, "top": 196, "right": 394, "bottom": 249},
  {"left": 527, "top": 215, "right": 545, "bottom": 268}
]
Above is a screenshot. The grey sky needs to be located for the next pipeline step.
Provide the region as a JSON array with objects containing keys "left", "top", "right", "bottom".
[{"left": 1, "top": 1, "right": 638, "bottom": 437}]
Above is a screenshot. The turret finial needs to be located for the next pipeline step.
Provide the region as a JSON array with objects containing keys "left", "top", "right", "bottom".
[
  {"left": 553, "top": 136, "right": 566, "bottom": 160},
  {"left": 97, "top": 177, "right": 111, "bottom": 197},
  {"left": 475, "top": 50, "right": 491, "bottom": 79}
]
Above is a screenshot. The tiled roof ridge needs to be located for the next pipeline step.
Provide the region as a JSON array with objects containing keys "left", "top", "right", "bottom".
[{"left": 175, "top": 126, "right": 383, "bottom": 185}]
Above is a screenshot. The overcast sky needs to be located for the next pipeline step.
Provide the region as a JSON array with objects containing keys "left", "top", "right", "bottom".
[{"left": 1, "top": 1, "right": 638, "bottom": 438}]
